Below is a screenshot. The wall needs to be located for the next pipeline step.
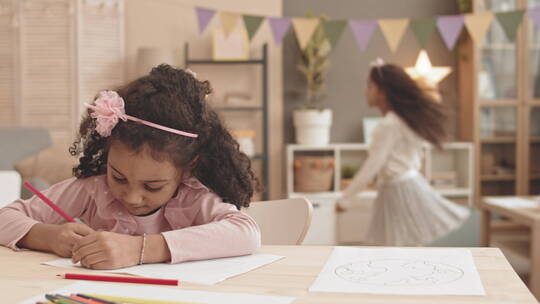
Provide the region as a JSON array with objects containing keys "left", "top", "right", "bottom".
[
  {"left": 283, "top": 0, "right": 460, "bottom": 144},
  {"left": 125, "top": 0, "right": 284, "bottom": 199}
]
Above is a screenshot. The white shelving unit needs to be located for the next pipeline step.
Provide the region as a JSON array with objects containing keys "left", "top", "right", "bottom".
[{"left": 286, "top": 142, "right": 474, "bottom": 245}]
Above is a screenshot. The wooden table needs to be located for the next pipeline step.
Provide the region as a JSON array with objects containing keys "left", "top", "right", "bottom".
[
  {"left": 480, "top": 196, "right": 540, "bottom": 300},
  {"left": 1, "top": 245, "right": 536, "bottom": 303}
]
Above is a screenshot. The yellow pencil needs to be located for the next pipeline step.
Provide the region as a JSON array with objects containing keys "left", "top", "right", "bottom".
[{"left": 87, "top": 294, "right": 203, "bottom": 304}]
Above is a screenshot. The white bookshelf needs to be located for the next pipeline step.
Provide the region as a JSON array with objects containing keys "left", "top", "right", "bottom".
[{"left": 286, "top": 142, "right": 474, "bottom": 245}]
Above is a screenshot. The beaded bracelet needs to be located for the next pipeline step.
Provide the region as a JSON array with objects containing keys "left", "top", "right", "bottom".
[{"left": 139, "top": 233, "right": 147, "bottom": 265}]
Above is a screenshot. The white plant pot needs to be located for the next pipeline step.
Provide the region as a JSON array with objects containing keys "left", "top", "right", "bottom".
[{"left": 293, "top": 108, "right": 332, "bottom": 145}]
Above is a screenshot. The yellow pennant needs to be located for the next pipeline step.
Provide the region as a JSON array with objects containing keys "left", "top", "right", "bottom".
[
  {"left": 292, "top": 18, "right": 320, "bottom": 50},
  {"left": 220, "top": 12, "right": 241, "bottom": 37},
  {"left": 464, "top": 12, "right": 494, "bottom": 44},
  {"left": 378, "top": 18, "right": 410, "bottom": 52}
]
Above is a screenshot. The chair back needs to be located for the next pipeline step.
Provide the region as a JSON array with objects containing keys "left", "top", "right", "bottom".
[{"left": 244, "top": 197, "right": 313, "bottom": 245}]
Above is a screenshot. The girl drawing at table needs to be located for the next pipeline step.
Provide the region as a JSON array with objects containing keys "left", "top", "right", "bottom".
[
  {"left": 0, "top": 64, "right": 261, "bottom": 269},
  {"left": 337, "top": 59, "right": 469, "bottom": 246}
]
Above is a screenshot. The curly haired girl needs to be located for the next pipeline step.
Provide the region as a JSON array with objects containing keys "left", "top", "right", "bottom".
[
  {"left": 337, "top": 60, "right": 469, "bottom": 246},
  {"left": 0, "top": 64, "right": 261, "bottom": 269}
]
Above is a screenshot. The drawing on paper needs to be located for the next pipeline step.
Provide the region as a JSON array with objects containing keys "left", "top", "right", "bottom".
[{"left": 334, "top": 259, "right": 464, "bottom": 286}]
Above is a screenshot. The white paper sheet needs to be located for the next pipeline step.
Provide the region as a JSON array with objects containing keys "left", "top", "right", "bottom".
[
  {"left": 18, "top": 281, "right": 295, "bottom": 304},
  {"left": 484, "top": 197, "right": 539, "bottom": 208},
  {"left": 44, "top": 254, "right": 283, "bottom": 285},
  {"left": 309, "top": 247, "right": 485, "bottom": 295}
]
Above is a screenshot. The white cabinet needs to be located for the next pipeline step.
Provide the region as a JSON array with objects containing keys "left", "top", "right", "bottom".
[{"left": 286, "top": 142, "right": 474, "bottom": 245}]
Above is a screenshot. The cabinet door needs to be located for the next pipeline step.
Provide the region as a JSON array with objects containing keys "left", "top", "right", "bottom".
[
  {"left": 301, "top": 196, "right": 336, "bottom": 245},
  {"left": 530, "top": 106, "right": 540, "bottom": 194},
  {"left": 337, "top": 197, "right": 373, "bottom": 244},
  {"left": 528, "top": 0, "right": 540, "bottom": 100},
  {"left": 479, "top": 106, "right": 518, "bottom": 195},
  {"left": 0, "top": 0, "right": 16, "bottom": 126},
  {"left": 478, "top": 0, "right": 518, "bottom": 101},
  {"left": 19, "top": 0, "right": 74, "bottom": 144}
]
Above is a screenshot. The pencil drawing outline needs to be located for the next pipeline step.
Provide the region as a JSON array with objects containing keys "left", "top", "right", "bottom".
[{"left": 334, "top": 258, "right": 465, "bottom": 286}]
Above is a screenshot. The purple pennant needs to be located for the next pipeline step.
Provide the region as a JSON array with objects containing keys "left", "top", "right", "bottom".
[
  {"left": 436, "top": 15, "right": 464, "bottom": 50},
  {"left": 529, "top": 7, "right": 540, "bottom": 29},
  {"left": 195, "top": 7, "right": 216, "bottom": 34},
  {"left": 268, "top": 17, "right": 292, "bottom": 45},
  {"left": 348, "top": 19, "right": 377, "bottom": 51}
]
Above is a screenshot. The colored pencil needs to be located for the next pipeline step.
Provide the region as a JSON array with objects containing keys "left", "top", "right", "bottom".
[
  {"left": 86, "top": 294, "right": 202, "bottom": 304},
  {"left": 58, "top": 273, "right": 179, "bottom": 286},
  {"left": 24, "top": 182, "right": 75, "bottom": 223},
  {"left": 53, "top": 294, "right": 89, "bottom": 304},
  {"left": 45, "top": 294, "right": 72, "bottom": 304},
  {"left": 76, "top": 294, "right": 117, "bottom": 304},
  {"left": 67, "top": 294, "right": 104, "bottom": 304}
]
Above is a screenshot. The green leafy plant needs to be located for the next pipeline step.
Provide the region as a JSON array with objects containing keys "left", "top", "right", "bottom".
[
  {"left": 341, "top": 165, "right": 357, "bottom": 179},
  {"left": 297, "top": 14, "right": 331, "bottom": 109},
  {"left": 456, "top": 0, "right": 472, "bottom": 13}
]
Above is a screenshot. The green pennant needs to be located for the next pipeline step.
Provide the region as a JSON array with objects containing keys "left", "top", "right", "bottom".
[
  {"left": 495, "top": 10, "right": 525, "bottom": 42},
  {"left": 243, "top": 15, "right": 264, "bottom": 41},
  {"left": 323, "top": 20, "right": 347, "bottom": 49},
  {"left": 410, "top": 17, "right": 436, "bottom": 48}
]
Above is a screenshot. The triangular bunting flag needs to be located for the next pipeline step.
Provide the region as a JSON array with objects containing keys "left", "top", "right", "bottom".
[
  {"left": 243, "top": 15, "right": 264, "bottom": 41},
  {"left": 220, "top": 12, "right": 241, "bottom": 37},
  {"left": 323, "top": 20, "right": 347, "bottom": 49},
  {"left": 410, "top": 17, "right": 436, "bottom": 48},
  {"left": 195, "top": 7, "right": 216, "bottom": 34},
  {"left": 292, "top": 18, "right": 320, "bottom": 50},
  {"left": 378, "top": 18, "right": 410, "bottom": 52},
  {"left": 529, "top": 7, "right": 540, "bottom": 29},
  {"left": 464, "top": 12, "right": 494, "bottom": 44},
  {"left": 436, "top": 15, "right": 464, "bottom": 50},
  {"left": 268, "top": 17, "right": 291, "bottom": 45},
  {"left": 495, "top": 10, "right": 525, "bottom": 42},
  {"left": 348, "top": 19, "right": 377, "bottom": 51}
]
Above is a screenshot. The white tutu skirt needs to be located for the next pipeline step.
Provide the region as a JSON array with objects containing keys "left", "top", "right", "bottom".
[{"left": 365, "top": 171, "right": 470, "bottom": 246}]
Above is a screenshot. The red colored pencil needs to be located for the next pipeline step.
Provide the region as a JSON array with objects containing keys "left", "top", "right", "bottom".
[
  {"left": 58, "top": 273, "right": 180, "bottom": 286},
  {"left": 23, "top": 181, "right": 76, "bottom": 223}
]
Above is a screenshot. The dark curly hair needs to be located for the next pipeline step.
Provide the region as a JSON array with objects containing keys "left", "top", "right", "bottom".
[
  {"left": 370, "top": 63, "right": 448, "bottom": 148},
  {"left": 69, "top": 64, "right": 259, "bottom": 209}
]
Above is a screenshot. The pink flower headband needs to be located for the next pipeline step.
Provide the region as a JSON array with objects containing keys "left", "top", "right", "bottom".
[{"left": 85, "top": 91, "right": 198, "bottom": 138}]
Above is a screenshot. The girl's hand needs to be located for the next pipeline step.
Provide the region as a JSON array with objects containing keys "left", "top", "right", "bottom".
[
  {"left": 335, "top": 202, "right": 347, "bottom": 213},
  {"left": 71, "top": 232, "right": 141, "bottom": 270},
  {"left": 50, "top": 223, "right": 95, "bottom": 258}
]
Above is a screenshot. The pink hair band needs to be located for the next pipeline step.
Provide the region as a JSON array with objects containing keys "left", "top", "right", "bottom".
[{"left": 85, "top": 90, "right": 198, "bottom": 138}]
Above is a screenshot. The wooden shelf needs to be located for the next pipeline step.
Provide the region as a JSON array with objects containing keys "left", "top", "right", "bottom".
[
  {"left": 530, "top": 137, "right": 540, "bottom": 143},
  {"left": 530, "top": 173, "right": 540, "bottom": 180},
  {"left": 481, "top": 137, "right": 517, "bottom": 144},
  {"left": 481, "top": 174, "right": 516, "bottom": 181},
  {"left": 479, "top": 100, "right": 518, "bottom": 106},
  {"left": 481, "top": 44, "right": 515, "bottom": 50}
]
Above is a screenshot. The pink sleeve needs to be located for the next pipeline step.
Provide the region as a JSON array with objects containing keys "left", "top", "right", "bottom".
[
  {"left": 0, "top": 177, "right": 92, "bottom": 250},
  {"left": 162, "top": 193, "right": 261, "bottom": 264}
]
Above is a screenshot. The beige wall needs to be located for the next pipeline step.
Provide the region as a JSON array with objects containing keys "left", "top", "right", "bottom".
[{"left": 125, "top": 0, "right": 284, "bottom": 199}]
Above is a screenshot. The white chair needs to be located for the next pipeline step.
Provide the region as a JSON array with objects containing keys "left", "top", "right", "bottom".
[
  {"left": 0, "top": 170, "right": 21, "bottom": 208},
  {"left": 244, "top": 197, "right": 313, "bottom": 245}
]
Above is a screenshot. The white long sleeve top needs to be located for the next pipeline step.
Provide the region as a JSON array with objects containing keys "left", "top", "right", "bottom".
[{"left": 341, "top": 111, "right": 427, "bottom": 206}]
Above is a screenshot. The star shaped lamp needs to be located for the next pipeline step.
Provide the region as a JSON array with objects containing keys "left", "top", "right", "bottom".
[{"left": 405, "top": 50, "right": 451, "bottom": 86}]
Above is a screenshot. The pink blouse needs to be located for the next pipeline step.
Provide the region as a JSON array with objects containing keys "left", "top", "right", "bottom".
[{"left": 0, "top": 175, "right": 261, "bottom": 264}]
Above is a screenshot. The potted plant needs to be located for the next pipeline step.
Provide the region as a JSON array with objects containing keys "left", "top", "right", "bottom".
[
  {"left": 340, "top": 165, "right": 357, "bottom": 190},
  {"left": 293, "top": 15, "right": 333, "bottom": 146}
]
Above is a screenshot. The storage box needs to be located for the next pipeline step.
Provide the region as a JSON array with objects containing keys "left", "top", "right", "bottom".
[{"left": 294, "top": 155, "right": 334, "bottom": 192}]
